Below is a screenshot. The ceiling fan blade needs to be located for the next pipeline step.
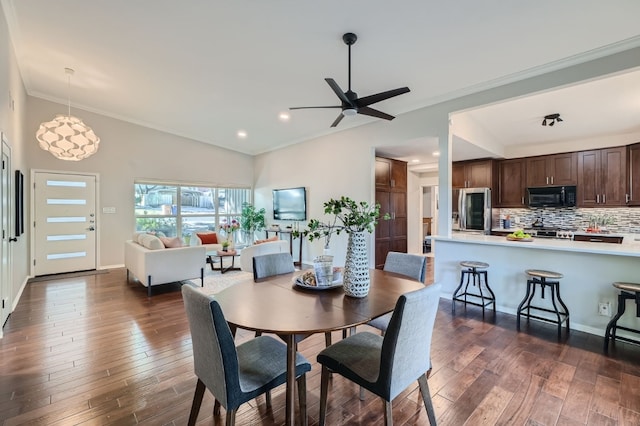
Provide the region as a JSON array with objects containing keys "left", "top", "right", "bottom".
[
  {"left": 356, "top": 87, "right": 410, "bottom": 107},
  {"left": 325, "top": 78, "right": 352, "bottom": 105},
  {"left": 358, "top": 106, "right": 395, "bottom": 121},
  {"left": 289, "top": 106, "right": 342, "bottom": 110},
  {"left": 330, "top": 112, "right": 345, "bottom": 128}
]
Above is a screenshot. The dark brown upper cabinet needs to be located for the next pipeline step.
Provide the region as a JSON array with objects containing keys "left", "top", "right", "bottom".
[
  {"left": 577, "top": 146, "right": 627, "bottom": 207},
  {"left": 526, "top": 152, "right": 577, "bottom": 187}
]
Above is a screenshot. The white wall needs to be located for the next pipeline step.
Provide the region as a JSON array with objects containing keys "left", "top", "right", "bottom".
[
  {"left": 26, "top": 97, "right": 254, "bottom": 268},
  {"left": 0, "top": 3, "right": 29, "bottom": 313}
]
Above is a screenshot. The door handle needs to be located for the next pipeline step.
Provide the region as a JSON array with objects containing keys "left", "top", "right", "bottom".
[
  {"left": 596, "top": 194, "right": 600, "bottom": 203},
  {"left": 551, "top": 176, "right": 554, "bottom": 184},
  {"left": 9, "top": 237, "right": 17, "bottom": 242},
  {"left": 546, "top": 177, "right": 549, "bottom": 185},
  {"left": 626, "top": 193, "right": 630, "bottom": 204},
  {"left": 602, "top": 194, "right": 606, "bottom": 204},
  {"left": 87, "top": 226, "right": 95, "bottom": 231}
]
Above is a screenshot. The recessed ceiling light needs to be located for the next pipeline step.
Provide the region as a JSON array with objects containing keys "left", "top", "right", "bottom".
[
  {"left": 237, "top": 130, "right": 247, "bottom": 139},
  {"left": 279, "top": 112, "right": 290, "bottom": 121},
  {"left": 432, "top": 151, "right": 440, "bottom": 157}
]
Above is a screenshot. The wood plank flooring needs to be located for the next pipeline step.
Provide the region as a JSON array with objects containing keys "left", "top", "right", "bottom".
[{"left": 1, "top": 264, "right": 639, "bottom": 425}]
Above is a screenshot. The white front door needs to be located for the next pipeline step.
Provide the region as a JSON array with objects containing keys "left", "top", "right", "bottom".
[{"left": 33, "top": 172, "right": 97, "bottom": 276}]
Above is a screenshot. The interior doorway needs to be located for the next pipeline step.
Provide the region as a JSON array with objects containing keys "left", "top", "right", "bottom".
[
  {"left": 1, "top": 134, "right": 12, "bottom": 328},
  {"left": 421, "top": 185, "right": 438, "bottom": 256}
]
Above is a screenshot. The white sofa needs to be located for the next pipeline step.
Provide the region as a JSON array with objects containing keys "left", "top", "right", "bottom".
[
  {"left": 239, "top": 239, "right": 290, "bottom": 273},
  {"left": 125, "top": 237, "right": 206, "bottom": 296}
]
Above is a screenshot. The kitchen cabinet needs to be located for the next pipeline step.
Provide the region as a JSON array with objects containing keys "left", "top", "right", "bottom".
[
  {"left": 375, "top": 157, "right": 407, "bottom": 269},
  {"left": 526, "top": 152, "right": 577, "bottom": 187},
  {"left": 627, "top": 143, "right": 640, "bottom": 206},
  {"left": 375, "top": 157, "right": 406, "bottom": 192},
  {"left": 452, "top": 159, "right": 495, "bottom": 188},
  {"left": 496, "top": 158, "right": 527, "bottom": 207},
  {"left": 577, "top": 146, "right": 627, "bottom": 207}
]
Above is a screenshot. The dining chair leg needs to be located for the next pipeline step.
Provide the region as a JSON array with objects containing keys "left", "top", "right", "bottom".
[
  {"left": 418, "top": 374, "right": 437, "bottom": 425},
  {"left": 325, "top": 331, "right": 332, "bottom": 346},
  {"left": 188, "top": 379, "right": 206, "bottom": 426},
  {"left": 297, "top": 374, "right": 308, "bottom": 426},
  {"left": 359, "top": 386, "right": 365, "bottom": 401},
  {"left": 265, "top": 390, "right": 272, "bottom": 409},
  {"left": 213, "top": 399, "right": 221, "bottom": 416},
  {"left": 383, "top": 400, "right": 393, "bottom": 426},
  {"left": 319, "top": 366, "right": 331, "bottom": 426},
  {"left": 225, "top": 409, "right": 237, "bottom": 426}
]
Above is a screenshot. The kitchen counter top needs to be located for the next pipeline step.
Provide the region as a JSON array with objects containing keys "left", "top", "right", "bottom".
[
  {"left": 436, "top": 232, "right": 640, "bottom": 257},
  {"left": 434, "top": 232, "right": 640, "bottom": 337}
]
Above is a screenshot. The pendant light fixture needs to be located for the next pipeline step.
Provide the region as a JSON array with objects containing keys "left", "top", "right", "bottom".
[{"left": 36, "top": 68, "right": 100, "bottom": 161}]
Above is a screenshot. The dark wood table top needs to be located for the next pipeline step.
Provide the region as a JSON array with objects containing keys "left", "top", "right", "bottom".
[{"left": 215, "top": 268, "right": 425, "bottom": 335}]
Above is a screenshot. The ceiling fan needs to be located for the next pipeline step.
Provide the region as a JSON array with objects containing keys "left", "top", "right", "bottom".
[{"left": 290, "top": 32, "right": 410, "bottom": 128}]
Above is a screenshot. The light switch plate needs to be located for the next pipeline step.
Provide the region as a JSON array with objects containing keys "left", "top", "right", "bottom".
[{"left": 102, "top": 207, "right": 116, "bottom": 214}]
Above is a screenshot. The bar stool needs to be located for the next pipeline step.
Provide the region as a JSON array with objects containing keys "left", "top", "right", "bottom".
[
  {"left": 452, "top": 261, "right": 495, "bottom": 318},
  {"left": 604, "top": 282, "right": 640, "bottom": 351},
  {"left": 517, "top": 269, "right": 569, "bottom": 339}
]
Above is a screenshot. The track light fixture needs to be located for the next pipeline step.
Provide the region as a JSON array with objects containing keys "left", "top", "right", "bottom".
[{"left": 542, "top": 113, "right": 563, "bottom": 127}]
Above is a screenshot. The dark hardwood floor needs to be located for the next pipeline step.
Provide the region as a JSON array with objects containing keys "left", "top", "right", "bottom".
[{"left": 1, "top": 263, "right": 639, "bottom": 425}]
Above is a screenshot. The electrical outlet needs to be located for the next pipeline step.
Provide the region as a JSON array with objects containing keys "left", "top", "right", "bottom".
[{"left": 598, "top": 302, "right": 611, "bottom": 317}]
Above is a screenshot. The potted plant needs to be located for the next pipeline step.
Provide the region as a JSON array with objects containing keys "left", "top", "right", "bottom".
[
  {"left": 299, "top": 196, "right": 387, "bottom": 297},
  {"left": 240, "top": 202, "right": 266, "bottom": 243}
]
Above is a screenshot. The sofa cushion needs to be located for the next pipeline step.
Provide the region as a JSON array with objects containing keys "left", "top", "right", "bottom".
[
  {"left": 255, "top": 235, "right": 279, "bottom": 244},
  {"left": 159, "top": 236, "right": 183, "bottom": 248},
  {"left": 197, "top": 232, "right": 218, "bottom": 244},
  {"left": 138, "top": 233, "right": 165, "bottom": 250}
]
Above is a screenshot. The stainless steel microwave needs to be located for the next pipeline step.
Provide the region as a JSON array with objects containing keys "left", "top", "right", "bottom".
[{"left": 527, "top": 185, "right": 576, "bottom": 208}]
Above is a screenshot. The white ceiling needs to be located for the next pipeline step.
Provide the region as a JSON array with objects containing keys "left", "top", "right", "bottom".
[{"left": 4, "top": 1, "right": 640, "bottom": 164}]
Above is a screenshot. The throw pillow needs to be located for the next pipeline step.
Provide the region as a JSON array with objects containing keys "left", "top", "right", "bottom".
[
  {"left": 138, "top": 233, "right": 165, "bottom": 250},
  {"left": 159, "top": 236, "right": 183, "bottom": 248},
  {"left": 255, "top": 236, "right": 279, "bottom": 244},
  {"left": 197, "top": 232, "right": 218, "bottom": 244}
]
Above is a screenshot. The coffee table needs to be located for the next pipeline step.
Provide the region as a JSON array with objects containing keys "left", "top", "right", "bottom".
[{"left": 206, "top": 249, "right": 241, "bottom": 274}]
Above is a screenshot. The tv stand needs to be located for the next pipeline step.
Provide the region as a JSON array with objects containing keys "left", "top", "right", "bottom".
[{"left": 265, "top": 229, "right": 302, "bottom": 266}]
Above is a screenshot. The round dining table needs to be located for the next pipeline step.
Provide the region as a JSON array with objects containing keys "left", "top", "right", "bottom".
[{"left": 214, "top": 268, "right": 426, "bottom": 426}]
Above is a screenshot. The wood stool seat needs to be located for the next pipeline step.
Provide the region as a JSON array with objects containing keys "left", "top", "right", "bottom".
[
  {"left": 604, "top": 282, "right": 640, "bottom": 352},
  {"left": 460, "top": 261, "right": 489, "bottom": 270},
  {"left": 517, "top": 269, "right": 569, "bottom": 338},
  {"left": 526, "top": 269, "right": 564, "bottom": 280},
  {"left": 452, "top": 261, "right": 495, "bottom": 318}
]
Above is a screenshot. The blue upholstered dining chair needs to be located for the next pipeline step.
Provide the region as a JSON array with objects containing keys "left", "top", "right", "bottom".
[
  {"left": 317, "top": 283, "right": 441, "bottom": 426},
  {"left": 252, "top": 252, "right": 295, "bottom": 281},
  {"left": 368, "top": 251, "right": 427, "bottom": 335},
  {"left": 181, "top": 284, "right": 311, "bottom": 426},
  {"left": 252, "top": 252, "right": 336, "bottom": 347}
]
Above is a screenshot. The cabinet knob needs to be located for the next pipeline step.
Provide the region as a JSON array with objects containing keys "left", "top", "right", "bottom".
[
  {"left": 596, "top": 194, "right": 600, "bottom": 203},
  {"left": 602, "top": 194, "right": 606, "bottom": 204},
  {"left": 626, "top": 193, "right": 630, "bottom": 204}
]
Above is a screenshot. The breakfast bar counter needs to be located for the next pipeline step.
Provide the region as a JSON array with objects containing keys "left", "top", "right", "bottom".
[{"left": 432, "top": 233, "right": 640, "bottom": 337}]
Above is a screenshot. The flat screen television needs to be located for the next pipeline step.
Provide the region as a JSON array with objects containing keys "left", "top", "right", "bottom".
[{"left": 273, "top": 187, "right": 307, "bottom": 221}]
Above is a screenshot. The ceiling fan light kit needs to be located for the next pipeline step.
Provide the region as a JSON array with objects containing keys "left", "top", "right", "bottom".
[
  {"left": 542, "top": 113, "right": 563, "bottom": 127},
  {"left": 290, "top": 32, "right": 410, "bottom": 127},
  {"left": 36, "top": 68, "right": 100, "bottom": 161}
]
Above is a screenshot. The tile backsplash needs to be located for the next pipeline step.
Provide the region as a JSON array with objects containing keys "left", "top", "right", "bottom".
[{"left": 498, "top": 207, "right": 640, "bottom": 234}]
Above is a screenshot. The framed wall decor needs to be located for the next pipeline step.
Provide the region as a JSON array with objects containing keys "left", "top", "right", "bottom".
[{"left": 15, "top": 170, "right": 24, "bottom": 237}]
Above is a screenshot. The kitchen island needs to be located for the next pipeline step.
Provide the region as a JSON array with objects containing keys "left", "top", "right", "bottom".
[{"left": 432, "top": 233, "right": 640, "bottom": 337}]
